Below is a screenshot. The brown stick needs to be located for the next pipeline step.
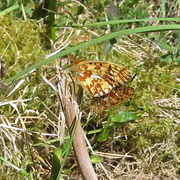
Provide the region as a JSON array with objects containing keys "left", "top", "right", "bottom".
[{"left": 62, "top": 96, "right": 98, "bottom": 180}]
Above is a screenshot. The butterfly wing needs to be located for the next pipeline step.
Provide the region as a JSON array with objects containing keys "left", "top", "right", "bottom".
[
  {"left": 93, "top": 85, "right": 134, "bottom": 113},
  {"left": 75, "top": 61, "right": 131, "bottom": 97}
]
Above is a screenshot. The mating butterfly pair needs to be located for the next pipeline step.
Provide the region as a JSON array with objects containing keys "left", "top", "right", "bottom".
[{"left": 72, "top": 58, "right": 134, "bottom": 113}]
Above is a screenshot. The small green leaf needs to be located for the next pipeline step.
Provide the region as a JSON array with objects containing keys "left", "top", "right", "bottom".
[
  {"left": 174, "top": 58, "right": 180, "bottom": 62},
  {"left": 108, "top": 1, "right": 120, "bottom": 20},
  {"left": 155, "top": 39, "right": 174, "bottom": 52},
  {"left": 56, "top": 19, "right": 68, "bottom": 27},
  {"left": 90, "top": 155, "right": 102, "bottom": 164},
  {"left": 50, "top": 148, "right": 63, "bottom": 180},
  {"left": 159, "top": 54, "right": 172, "bottom": 62},
  {"left": 112, "top": 111, "right": 137, "bottom": 123},
  {"left": 24, "top": 7, "right": 34, "bottom": 15},
  {"left": 97, "top": 126, "right": 113, "bottom": 142},
  {"left": 166, "top": 153, "right": 173, "bottom": 159},
  {"left": 103, "top": 38, "right": 117, "bottom": 55}
]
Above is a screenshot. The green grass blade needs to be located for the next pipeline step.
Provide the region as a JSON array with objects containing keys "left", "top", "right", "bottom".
[
  {"left": 0, "top": 5, "right": 19, "bottom": 17},
  {"left": 0, "top": 156, "right": 29, "bottom": 177},
  {"left": 5, "top": 24, "right": 180, "bottom": 84},
  {"left": 74, "top": 18, "right": 180, "bottom": 27}
]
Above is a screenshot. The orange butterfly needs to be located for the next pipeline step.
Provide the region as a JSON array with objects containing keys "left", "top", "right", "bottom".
[
  {"left": 73, "top": 59, "right": 131, "bottom": 97},
  {"left": 70, "top": 57, "right": 134, "bottom": 113}
]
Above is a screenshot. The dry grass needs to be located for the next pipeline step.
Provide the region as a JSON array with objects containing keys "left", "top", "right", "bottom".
[{"left": 0, "top": 1, "right": 180, "bottom": 179}]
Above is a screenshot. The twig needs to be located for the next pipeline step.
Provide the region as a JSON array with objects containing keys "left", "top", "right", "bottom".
[{"left": 57, "top": 66, "right": 98, "bottom": 180}]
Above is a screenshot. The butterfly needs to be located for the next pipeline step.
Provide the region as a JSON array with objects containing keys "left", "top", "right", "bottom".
[
  {"left": 93, "top": 85, "right": 134, "bottom": 114},
  {"left": 72, "top": 59, "right": 131, "bottom": 97}
]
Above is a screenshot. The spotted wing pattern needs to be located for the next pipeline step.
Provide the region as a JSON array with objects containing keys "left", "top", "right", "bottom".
[
  {"left": 74, "top": 60, "right": 131, "bottom": 97},
  {"left": 93, "top": 85, "right": 134, "bottom": 114}
]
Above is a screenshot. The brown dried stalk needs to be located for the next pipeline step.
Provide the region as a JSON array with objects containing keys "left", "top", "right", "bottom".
[{"left": 57, "top": 66, "right": 98, "bottom": 180}]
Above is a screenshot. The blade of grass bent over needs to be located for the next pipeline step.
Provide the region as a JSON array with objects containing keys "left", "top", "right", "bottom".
[{"left": 4, "top": 25, "right": 180, "bottom": 85}]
